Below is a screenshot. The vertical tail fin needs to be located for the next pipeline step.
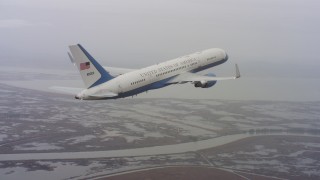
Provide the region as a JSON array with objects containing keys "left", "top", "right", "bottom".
[{"left": 68, "top": 44, "right": 114, "bottom": 89}]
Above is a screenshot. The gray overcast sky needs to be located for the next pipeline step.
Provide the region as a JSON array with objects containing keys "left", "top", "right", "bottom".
[{"left": 0, "top": 0, "right": 319, "bottom": 101}]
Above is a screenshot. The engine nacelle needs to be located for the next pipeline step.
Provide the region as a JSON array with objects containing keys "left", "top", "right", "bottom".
[{"left": 194, "top": 73, "right": 217, "bottom": 88}]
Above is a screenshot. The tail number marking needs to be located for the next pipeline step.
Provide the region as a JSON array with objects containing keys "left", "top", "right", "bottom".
[{"left": 87, "top": 72, "right": 94, "bottom": 76}]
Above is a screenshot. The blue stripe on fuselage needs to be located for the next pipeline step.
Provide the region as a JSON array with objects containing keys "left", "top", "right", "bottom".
[
  {"left": 78, "top": 44, "right": 114, "bottom": 88},
  {"left": 93, "top": 57, "right": 227, "bottom": 100}
]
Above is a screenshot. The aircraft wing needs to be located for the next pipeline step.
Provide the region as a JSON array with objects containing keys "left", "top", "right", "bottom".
[
  {"left": 103, "top": 66, "right": 136, "bottom": 77},
  {"left": 49, "top": 86, "right": 84, "bottom": 95},
  {"left": 168, "top": 64, "right": 240, "bottom": 84}
]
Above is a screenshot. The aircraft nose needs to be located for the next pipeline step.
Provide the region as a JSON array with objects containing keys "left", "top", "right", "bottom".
[{"left": 224, "top": 53, "right": 229, "bottom": 61}]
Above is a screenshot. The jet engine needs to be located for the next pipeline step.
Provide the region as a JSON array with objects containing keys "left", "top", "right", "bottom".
[{"left": 194, "top": 73, "right": 217, "bottom": 88}]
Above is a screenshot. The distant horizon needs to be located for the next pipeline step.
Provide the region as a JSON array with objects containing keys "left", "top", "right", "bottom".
[{"left": 1, "top": 67, "right": 319, "bottom": 102}]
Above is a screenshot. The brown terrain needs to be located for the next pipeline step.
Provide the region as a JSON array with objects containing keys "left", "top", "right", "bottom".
[{"left": 99, "top": 166, "right": 280, "bottom": 180}]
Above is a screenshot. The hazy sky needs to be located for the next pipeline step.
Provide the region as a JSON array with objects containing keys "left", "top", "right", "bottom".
[{"left": 1, "top": 0, "right": 319, "bottom": 101}]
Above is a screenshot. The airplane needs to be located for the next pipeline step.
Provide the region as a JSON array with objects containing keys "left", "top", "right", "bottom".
[{"left": 52, "top": 44, "right": 240, "bottom": 100}]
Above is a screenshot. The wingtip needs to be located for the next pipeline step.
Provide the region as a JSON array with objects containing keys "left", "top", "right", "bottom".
[{"left": 235, "top": 64, "right": 240, "bottom": 78}]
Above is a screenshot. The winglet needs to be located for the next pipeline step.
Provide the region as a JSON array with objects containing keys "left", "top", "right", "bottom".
[{"left": 235, "top": 64, "right": 240, "bottom": 79}]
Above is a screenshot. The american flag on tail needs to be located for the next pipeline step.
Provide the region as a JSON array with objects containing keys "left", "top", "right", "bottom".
[{"left": 80, "top": 62, "right": 90, "bottom": 70}]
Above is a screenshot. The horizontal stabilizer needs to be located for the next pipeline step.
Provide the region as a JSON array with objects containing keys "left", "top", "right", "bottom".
[
  {"left": 49, "top": 86, "right": 84, "bottom": 95},
  {"left": 89, "top": 91, "right": 118, "bottom": 98},
  {"left": 103, "top": 66, "right": 136, "bottom": 77}
]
